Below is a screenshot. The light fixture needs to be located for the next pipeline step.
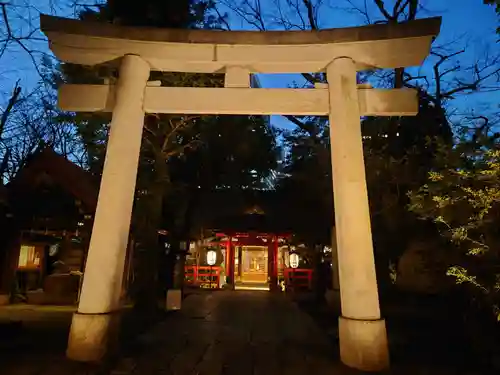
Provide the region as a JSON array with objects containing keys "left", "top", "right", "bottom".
[
  {"left": 49, "top": 243, "right": 60, "bottom": 256},
  {"left": 206, "top": 249, "right": 217, "bottom": 266},
  {"left": 290, "top": 253, "right": 300, "bottom": 269},
  {"left": 206, "top": 249, "right": 217, "bottom": 289}
]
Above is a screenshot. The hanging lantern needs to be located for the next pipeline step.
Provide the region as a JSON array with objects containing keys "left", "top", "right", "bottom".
[
  {"left": 289, "top": 252, "right": 300, "bottom": 269},
  {"left": 49, "top": 243, "right": 60, "bottom": 256},
  {"left": 206, "top": 249, "right": 217, "bottom": 266}
]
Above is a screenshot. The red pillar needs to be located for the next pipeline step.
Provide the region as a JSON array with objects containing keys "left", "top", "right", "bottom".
[
  {"left": 225, "top": 238, "right": 230, "bottom": 281},
  {"left": 267, "top": 235, "right": 279, "bottom": 291},
  {"left": 267, "top": 238, "right": 272, "bottom": 287},
  {"left": 227, "top": 237, "right": 235, "bottom": 288},
  {"left": 274, "top": 236, "right": 279, "bottom": 288},
  {"left": 274, "top": 236, "right": 279, "bottom": 280}
]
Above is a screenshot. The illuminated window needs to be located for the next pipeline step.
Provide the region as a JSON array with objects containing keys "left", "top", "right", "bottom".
[{"left": 18, "top": 245, "right": 42, "bottom": 269}]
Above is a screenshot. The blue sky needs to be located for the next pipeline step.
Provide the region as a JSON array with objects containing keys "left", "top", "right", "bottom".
[
  {"left": 217, "top": 0, "right": 499, "bottom": 129},
  {"left": 0, "top": 0, "right": 498, "bottom": 131}
]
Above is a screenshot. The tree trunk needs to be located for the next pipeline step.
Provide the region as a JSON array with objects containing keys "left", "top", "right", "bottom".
[
  {"left": 172, "top": 249, "right": 186, "bottom": 289},
  {"left": 312, "top": 244, "right": 326, "bottom": 303},
  {"left": 166, "top": 185, "right": 201, "bottom": 294},
  {"left": 133, "top": 155, "right": 168, "bottom": 312}
]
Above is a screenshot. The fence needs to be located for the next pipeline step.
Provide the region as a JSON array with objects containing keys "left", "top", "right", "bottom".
[
  {"left": 283, "top": 268, "right": 313, "bottom": 291},
  {"left": 185, "top": 266, "right": 221, "bottom": 289}
]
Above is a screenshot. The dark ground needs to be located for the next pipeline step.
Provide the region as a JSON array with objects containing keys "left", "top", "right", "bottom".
[
  {"left": 0, "top": 292, "right": 346, "bottom": 375},
  {"left": 0, "top": 303, "right": 167, "bottom": 375},
  {"left": 296, "top": 291, "right": 500, "bottom": 375},
  {"left": 0, "top": 291, "right": 498, "bottom": 374}
]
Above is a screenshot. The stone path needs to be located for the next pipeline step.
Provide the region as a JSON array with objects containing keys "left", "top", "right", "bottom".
[
  {"left": 112, "top": 291, "right": 347, "bottom": 375},
  {"left": 1, "top": 291, "right": 354, "bottom": 375}
]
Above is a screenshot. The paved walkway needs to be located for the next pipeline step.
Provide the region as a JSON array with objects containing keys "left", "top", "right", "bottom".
[
  {"left": 1, "top": 291, "right": 351, "bottom": 375},
  {"left": 114, "top": 291, "right": 345, "bottom": 375}
]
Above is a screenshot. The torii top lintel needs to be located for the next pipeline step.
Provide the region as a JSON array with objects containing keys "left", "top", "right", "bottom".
[{"left": 40, "top": 15, "right": 440, "bottom": 73}]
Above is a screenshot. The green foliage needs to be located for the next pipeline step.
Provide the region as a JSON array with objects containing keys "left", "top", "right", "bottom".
[
  {"left": 79, "top": 0, "right": 222, "bottom": 29},
  {"left": 276, "top": 117, "right": 333, "bottom": 243},
  {"left": 484, "top": 0, "right": 500, "bottom": 33},
  {"left": 277, "top": 93, "right": 452, "bottom": 249},
  {"left": 389, "top": 261, "right": 398, "bottom": 284},
  {"left": 409, "top": 134, "right": 500, "bottom": 319},
  {"left": 485, "top": 0, "right": 500, "bottom": 14},
  {"left": 170, "top": 114, "right": 278, "bottom": 190}
]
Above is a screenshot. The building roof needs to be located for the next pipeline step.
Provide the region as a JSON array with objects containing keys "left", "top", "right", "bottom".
[
  {"left": 8, "top": 147, "right": 98, "bottom": 211},
  {"left": 188, "top": 189, "right": 293, "bottom": 235},
  {"left": 210, "top": 212, "right": 292, "bottom": 234}
]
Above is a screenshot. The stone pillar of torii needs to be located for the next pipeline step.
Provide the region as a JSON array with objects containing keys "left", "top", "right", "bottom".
[{"left": 41, "top": 15, "right": 441, "bottom": 372}]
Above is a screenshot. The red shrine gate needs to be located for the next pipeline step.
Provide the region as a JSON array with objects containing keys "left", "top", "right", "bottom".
[{"left": 184, "top": 232, "right": 313, "bottom": 291}]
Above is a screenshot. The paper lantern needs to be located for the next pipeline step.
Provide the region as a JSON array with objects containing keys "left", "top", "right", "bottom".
[{"left": 206, "top": 249, "right": 217, "bottom": 266}]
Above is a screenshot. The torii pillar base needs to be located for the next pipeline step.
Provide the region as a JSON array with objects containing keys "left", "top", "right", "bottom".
[
  {"left": 66, "top": 312, "right": 122, "bottom": 362},
  {"left": 339, "top": 316, "right": 389, "bottom": 372}
]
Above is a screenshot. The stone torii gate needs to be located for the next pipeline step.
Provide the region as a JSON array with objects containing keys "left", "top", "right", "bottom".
[{"left": 41, "top": 15, "right": 440, "bottom": 372}]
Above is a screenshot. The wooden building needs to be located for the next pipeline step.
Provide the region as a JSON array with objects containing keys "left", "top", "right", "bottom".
[{"left": 0, "top": 148, "right": 99, "bottom": 305}]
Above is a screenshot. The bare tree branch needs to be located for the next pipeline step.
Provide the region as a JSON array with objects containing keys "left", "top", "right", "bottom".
[
  {"left": 214, "top": 5, "right": 231, "bottom": 30},
  {"left": 373, "top": 0, "right": 394, "bottom": 21},
  {"left": 302, "top": 0, "right": 317, "bottom": 29},
  {"left": 0, "top": 81, "right": 21, "bottom": 136},
  {"left": 344, "top": 0, "right": 371, "bottom": 24}
]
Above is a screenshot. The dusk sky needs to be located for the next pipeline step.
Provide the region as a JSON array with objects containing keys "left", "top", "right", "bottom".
[
  {"left": 0, "top": 0, "right": 498, "bottom": 131},
  {"left": 217, "top": 0, "right": 500, "bottom": 129}
]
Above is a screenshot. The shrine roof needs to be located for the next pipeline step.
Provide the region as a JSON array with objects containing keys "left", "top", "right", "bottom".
[
  {"left": 210, "top": 212, "right": 293, "bottom": 235},
  {"left": 8, "top": 147, "right": 98, "bottom": 211}
]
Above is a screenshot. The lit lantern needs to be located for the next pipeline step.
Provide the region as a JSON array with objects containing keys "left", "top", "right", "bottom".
[
  {"left": 289, "top": 253, "right": 300, "bottom": 269},
  {"left": 206, "top": 249, "right": 217, "bottom": 266}
]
